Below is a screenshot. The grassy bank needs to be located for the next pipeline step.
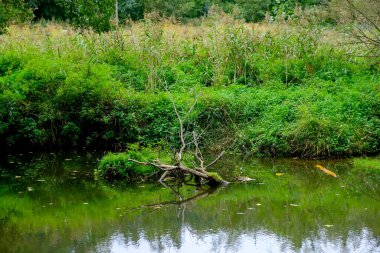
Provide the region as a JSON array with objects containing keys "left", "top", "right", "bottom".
[{"left": 0, "top": 16, "right": 379, "bottom": 157}]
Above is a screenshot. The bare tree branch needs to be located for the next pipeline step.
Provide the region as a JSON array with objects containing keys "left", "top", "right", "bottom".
[
  {"left": 205, "top": 150, "right": 225, "bottom": 169},
  {"left": 192, "top": 131, "right": 204, "bottom": 168},
  {"left": 346, "top": 0, "right": 380, "bottom": 34},
  {"left": 343, "top": 0, "right": 380, "bottom": 57}
]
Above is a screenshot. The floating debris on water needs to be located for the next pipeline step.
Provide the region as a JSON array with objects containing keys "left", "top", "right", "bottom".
[
  {"left": 256, "top": 203, "right": 262, "bottom": 206},
  {"left": 315, "top": 165, "right": 337, "bottom": 177},
  {"left": 236, "top": 212, "right": 245, "bottom": 215},
  {"left": 15, "top": 175, "right": 22, "bottom": 179},
  {"left": 290, "top": 204, "right": 300, "bottom": 207},
  {"left": 236, "top": 176, "right": 255, "bottom": 182},
  {"left": 324, "top": 224, "right": 334, "bottom": 228},
  {"left": 83, "top": 202, "right": 89, "bottom": 205}
]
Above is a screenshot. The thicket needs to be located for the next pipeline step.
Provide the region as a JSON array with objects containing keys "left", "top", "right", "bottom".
[
  {"left": 0, "top": 10, "right": 379, "bottom": 157},
  {"left": 1, "top": 0, "right": 327, "bottom": 32}
]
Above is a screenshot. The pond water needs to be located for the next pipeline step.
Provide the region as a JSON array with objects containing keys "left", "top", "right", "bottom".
[{"left": 0, "top": 152, "right": 379, "bottom": 253}]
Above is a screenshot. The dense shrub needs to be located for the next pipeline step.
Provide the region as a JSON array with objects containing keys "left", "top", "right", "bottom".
[{"left": 95, "top": 146, "right": 159, "bottom": 181}]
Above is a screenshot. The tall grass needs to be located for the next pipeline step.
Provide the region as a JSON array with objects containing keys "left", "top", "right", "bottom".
[{"left": 0, "top": 14, "right": 379, "bottom": 157}]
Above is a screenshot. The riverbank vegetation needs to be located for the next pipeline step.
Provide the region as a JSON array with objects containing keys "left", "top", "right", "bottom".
[{"left": 0, "top": 1, "right": 379, "bottom": 159}]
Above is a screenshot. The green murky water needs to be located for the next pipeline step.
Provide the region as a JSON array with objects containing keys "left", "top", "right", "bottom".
[{"left": 0, "top": 152, "right": 379, "bottom": 253}]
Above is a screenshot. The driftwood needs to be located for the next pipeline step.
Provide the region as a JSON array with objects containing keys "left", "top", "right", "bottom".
[{"left": 129, "top": 89, "right": 228, "bottom": 186}]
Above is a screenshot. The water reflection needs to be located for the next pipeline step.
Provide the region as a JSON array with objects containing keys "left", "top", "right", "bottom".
[
  {"left": 0, "top": 153, "right": 379, "bottom": 253},
  {"left": 94, "top": 227, "right": 380, "bottom": 253}
]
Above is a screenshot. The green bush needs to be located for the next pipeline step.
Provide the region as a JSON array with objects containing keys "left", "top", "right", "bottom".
[
  {"left": 95, "top": 146, "right": 159, "bottom": 182},
  {"left": 237, "top": 77, "right": 380, "bottom": 157}
]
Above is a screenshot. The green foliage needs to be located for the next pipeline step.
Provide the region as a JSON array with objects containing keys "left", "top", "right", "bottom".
[
  {"left": 3, "top": 0, "right": 331, "bottom": 33},
  {"left": 27, "top": 0, "right": 116, "bottom": 32},
  {"left": 237, "top": 77, "right": 380, "bottom": 157},
  {"left": 96, "top": 146, "right": 158, "bottom": 181},
  {"left": 27, "top": 0, "right": 67, "bottom": 20},
  {"left": 61, "top": 0, "right": 115, "bottom": 32},
  {"left": 0, "top": 20, "right": 379, "bottom": 157},
  {"left": 234, "top": 0, "right": 272, "bottom": 22},
  {"left": 0, "top": 0, "right": 32, "bottom": 34},
  {"left": 119, "top": 0, "right": 145, "bottom": 21}
]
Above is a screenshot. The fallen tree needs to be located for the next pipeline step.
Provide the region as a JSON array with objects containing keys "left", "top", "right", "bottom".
[{"left": 128, "top": 90, "right": 229, "bottom": 186}]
